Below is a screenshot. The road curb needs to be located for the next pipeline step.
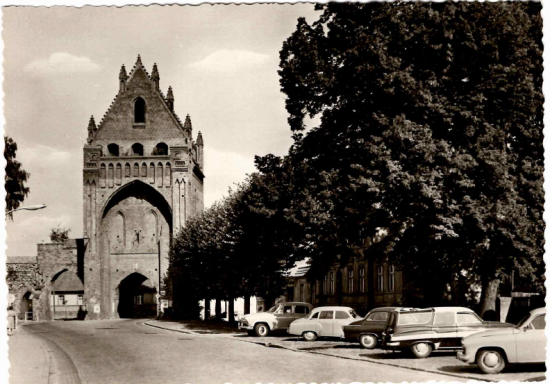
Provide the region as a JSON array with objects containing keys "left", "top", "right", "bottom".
[{"left": 143, "top": 321, "right": 493, "bottom": 382}]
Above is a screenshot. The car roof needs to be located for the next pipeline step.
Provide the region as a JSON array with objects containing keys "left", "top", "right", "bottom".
[
  {"left": 280, "top": 302, "right": 314, "bottom": 308},
  {"left": 312, "top": 306, "right": 354, "bottom": 312},
  {"left": 430, "top": 307, "right": 475, "bottom": 313},
  {"left": 530, "top": 307, "right": 546, "bottom": 315}
]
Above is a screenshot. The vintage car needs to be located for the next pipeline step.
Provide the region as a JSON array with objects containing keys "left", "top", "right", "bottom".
[
  {"left": 457, "top": 307, "right": 546, "bottom": 374},
  {"left": 383, "top": 307, "right": 514, "bottom": 358},
  {"left": 238, "top": 302, "right": 314, "bottom": 337},
  {"left": 343, "top": 307, "right": 413, "bottom": 349},
  {"left": 288, "top": 306, "right": 361, "bottom": 341}
]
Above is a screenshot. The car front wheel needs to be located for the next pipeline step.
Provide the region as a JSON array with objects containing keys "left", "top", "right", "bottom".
[
  {"left": 411, "top": 342, "right": 433, "bottom": 358},
  {"left": 359, "top": 334, "right": 378, "bottom": 349},
  {"left": 254, "top": 323, "right": 269, "bottom": 337},
  {"left": 477, "top": 349, "right": 506, "bottom": 374},
  {"left": 302, "top": 331, "right": 317, "bottom": 341}
]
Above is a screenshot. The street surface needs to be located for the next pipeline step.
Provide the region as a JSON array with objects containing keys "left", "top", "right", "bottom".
[{"left": 11, "top": 319, "right": 468, "bottom": 384}]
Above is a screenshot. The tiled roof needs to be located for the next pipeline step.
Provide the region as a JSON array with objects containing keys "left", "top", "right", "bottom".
[{"left": 53, "top": 271, "right": 84, "bottom": 292}]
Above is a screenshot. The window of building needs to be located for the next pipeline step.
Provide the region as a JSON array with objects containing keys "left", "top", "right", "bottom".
[
  {"left": 132, "top": 143, "right": 143, "bottom": 156},
  {"left": 107, "top": 143, "right": 119, "bottom": 156},
  {"left": 58, "top": 295, "right": 65, "bottom": 305},
  {"left": 377, "top": 265, "right": 384, "bottom": 292},
  {"left": 134, "top": 97, "right": 146, "bottom": 123},
  {"left": 135, "top": 294, "right": 143, "bottom": 305},
  {"left": 389, "top": 264, "right": 395, "bottom": 292},
  {"left": 359, "top": 266, "right": 365, "bottom": 293},
  {"left": 329, "top": 271, "right": 335, "bottom": 295},
  {"left": 154, "top": 143, "right": 168, "bottom": 156},
  {"left": 77, "top": 295, "right": 84, "bottom": 305},
  {"left": 347, "top": 268, "right": 354, "bottom": 293},
  {"left": 300, "top": 284, "right": 305, "bottom": 302}
]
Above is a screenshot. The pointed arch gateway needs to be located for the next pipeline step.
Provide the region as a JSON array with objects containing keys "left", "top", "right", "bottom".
[{"left": 117, "top": 272, "right": 156, "bottom": 318}]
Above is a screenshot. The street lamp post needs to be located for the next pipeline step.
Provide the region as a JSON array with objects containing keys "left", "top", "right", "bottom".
[{"left": 6, "top": 203, "right": 47, "bottom": 216}]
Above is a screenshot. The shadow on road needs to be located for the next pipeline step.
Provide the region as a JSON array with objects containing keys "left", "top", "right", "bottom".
[{"left": 438, "top": 363, "right": 546, "bottom": 377}]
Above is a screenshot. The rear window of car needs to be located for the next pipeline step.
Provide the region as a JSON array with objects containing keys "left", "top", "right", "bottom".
[
  {"left": 319, "top": 311, "right": 334, "bottom": 320},
  {"left": 457, "top": 313, "right": 482, "bottom": 325},
  {"left": 397, "top": 311, "right": 432, "bottom": 325},
  {"left": 367, "top": 311, "right": 388, "bottom": 321},
  {"left": 294, "top": 305, "right": 310, "bottom": 314},
  {"left": 335, "top": 311, "right": 349, "bottom": 319}
]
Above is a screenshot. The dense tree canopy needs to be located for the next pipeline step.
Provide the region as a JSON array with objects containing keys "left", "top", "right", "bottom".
[
  {"left": 276, "top": 2, "right": 544, "bottom": 312},
  {"left": 5, "top": 136, "right": 30, "bottom": 221}
]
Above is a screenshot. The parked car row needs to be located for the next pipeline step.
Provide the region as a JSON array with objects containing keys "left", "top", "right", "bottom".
[{"left": 238, "top": 303, "right": 546, "bottom": 374}]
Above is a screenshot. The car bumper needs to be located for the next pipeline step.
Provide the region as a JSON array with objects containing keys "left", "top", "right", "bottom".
[
  {"left": 238, "top": 323, "right": 253, "bottom": 331},
  {"left": 457, "top": 350, "right": 475, "bottom": 364}
]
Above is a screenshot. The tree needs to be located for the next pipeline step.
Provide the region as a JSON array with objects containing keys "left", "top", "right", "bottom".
[
  {"left": 278, "top": 2, "right": 543, "bottom": 315},
  {"left": 50, "top": 226, "right": 70, "bottom": 243},
  {"left": 5, "top": 136, "right": 30, "bottom": 220}
]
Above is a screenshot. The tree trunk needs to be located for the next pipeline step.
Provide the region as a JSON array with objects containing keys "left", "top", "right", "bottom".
[
  {"left": 204, "top": 297, "right": 210, "bottom": 321},
  {"left": 480, "top": 278, "right": 500, "bottom": 321},
  {"left": 228, "top": 299, "right": 235, "bottom": 323},
  {"left": 244, "top": 296, "right": 251, "bottom": 315},
  {"left": 215, "top": 298, "right": 221, "bottom": 319}
]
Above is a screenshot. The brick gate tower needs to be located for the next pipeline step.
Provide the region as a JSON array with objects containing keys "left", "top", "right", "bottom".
[{"left": 82, "top": 55, "right": 204, "bottom": 319}]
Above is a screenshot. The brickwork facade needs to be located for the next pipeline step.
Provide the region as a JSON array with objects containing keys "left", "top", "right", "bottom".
[{"left": 6, "top": 56, "right": 205, "bottom": 321}]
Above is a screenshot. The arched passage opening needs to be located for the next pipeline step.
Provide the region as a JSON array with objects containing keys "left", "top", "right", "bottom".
[
  {"left": 50, "top": 270, "right": 84, "bottom": 320},
  {"left": 117, "top": 273, "right": 157, "bottom": 318},
  {"left": 20, "top": 291, "right": 33, "bottom": 320}
]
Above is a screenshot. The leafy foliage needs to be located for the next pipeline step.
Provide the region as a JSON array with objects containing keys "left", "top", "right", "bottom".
[
  {"left": 277, "top": 2, "right": 544, "bottom": 309},
  {"left": 5, "top": 136, "right": 30, "bottom": 220},
  {"left": 50, "top": 226, "right": 70, "bottom": 243}
]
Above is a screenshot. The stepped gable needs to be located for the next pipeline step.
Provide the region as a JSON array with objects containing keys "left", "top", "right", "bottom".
[{"left": 92, "top": 55, "right": 187, "bottom": 143}]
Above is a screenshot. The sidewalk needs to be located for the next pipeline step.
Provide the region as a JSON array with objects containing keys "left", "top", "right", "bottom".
[
  {"left": 145, "top": 319, "right": 546, "bottom": 383},
  {"left": 8, "top": 324, "right": 50, "bottom": 384}
]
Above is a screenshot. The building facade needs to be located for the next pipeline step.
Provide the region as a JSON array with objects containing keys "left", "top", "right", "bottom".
[{"left": 7, "top": 56, "right": 205, "bottom": 320}]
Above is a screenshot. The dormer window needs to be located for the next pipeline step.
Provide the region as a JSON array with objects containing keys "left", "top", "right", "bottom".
[
  {"left": 107, "top": 143, "right": 119, "bottom": 156},
  {"left": 134, "top": 97, "right": 146, "bottom": 124},
  {"left": 132, "top": 143, "right": 144, "bottom": 156}
]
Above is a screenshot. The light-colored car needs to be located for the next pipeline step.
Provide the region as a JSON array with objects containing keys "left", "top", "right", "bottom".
[
  {"left": 457, "top": 307, "right": 546, "bottom": 374},
  {"left": 238, "top": 302, "right": 314, "bottom": 337},
  {"left": 288, "top": 306, "right": 361, "bottom": 341}
]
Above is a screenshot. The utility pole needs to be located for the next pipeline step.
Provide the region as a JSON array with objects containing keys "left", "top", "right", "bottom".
[{"left": 157, "top": 240, "right": 161, "bottom": 318}]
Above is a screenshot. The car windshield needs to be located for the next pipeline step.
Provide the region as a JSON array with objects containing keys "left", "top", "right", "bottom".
[
  {"left": 267, "top": 306, "right": 279, "bottom": 313},
  {"left": 349, "top": 310, "right": 360, "bottom": 319},
  {"left": 516, "top": 313, "right": 532, "bottom": 328}
]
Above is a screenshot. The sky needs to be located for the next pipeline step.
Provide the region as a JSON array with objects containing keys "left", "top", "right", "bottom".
[{"left": 3, "top": 4, "right": 321, "bottom": 256}]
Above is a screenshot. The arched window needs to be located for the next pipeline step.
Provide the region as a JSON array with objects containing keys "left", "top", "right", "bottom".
[
  {"left": 134, "top": 97, "right": 146, "bottom": 123},
  {"left": 164, "top": 163, "right": 171, "bottom": 187},
  {"left": 115, "top": 164, "right": 122, "bottom": 185},
  {"left": 141, "top": 163, "right": 147, "bottom": 178},
  {"left": 107, "top": 144, "right": 119, "bottom": 156},
  {"left": 133, "top": 163, "right": 140, "bottom": 177},
  {"left": 155, "top": 143, "right": 168, "bottom": 156},
  {"left": 149, "top": 163, "right": 155, "bottom": 184},
  {"left": 124, "top": 163, "right": 131, "bottom": 177},
  {"left": 114, "top": 212, "right": 125, "bottom": 246},
  {"left": 132, "top": 143, "right": 143, "bottom": 156},
  {"left": 108, "top": 164, "right": 114, "bottom": 188},
  {"left": 99, "top": 164, "right": 106, "bottom": 188},
  {"left": 156, "top": 163, "right": 163, "bottom": 187}
]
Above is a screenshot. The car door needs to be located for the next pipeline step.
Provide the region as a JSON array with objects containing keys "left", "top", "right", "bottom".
[
  {"left": 318, "top": 310, "right": 335, "bottom": 336},
  {"left": 432, "top": 311, "right": 458, "bottom": 348},
  {"left": 364, "top": 311, "right": 389, "bottom": 335},
  {"left": 333, "top": 310, "right": 352, "bottom": 337},
  {"left": 274, "top": 304, "right": 295, "bottom": 330},
  {"left": 516, "top": 314, "right": 546, "bottom": 363}
]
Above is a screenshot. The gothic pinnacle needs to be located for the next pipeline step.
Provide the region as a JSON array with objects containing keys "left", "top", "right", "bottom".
[
  {"left": 135, "top": 54, "right": 143, "bottom": 67},
  {"left": 119, "top": 64, "right": 128, "bottom": 81},
  {"left": 87, "top": 115, "right": 97, "bottom": 132},
  {"left": 151, "top": 63, "right": 160, "bottom": 81},
  {"left": 196, "top": 131, "right": 204, "bottom": 146},
  {"left": 166, "top": 86, "right": 174, "bottom": 101},
  {"left": 183, "top": 114, "right": 192, "bottom": 131}
]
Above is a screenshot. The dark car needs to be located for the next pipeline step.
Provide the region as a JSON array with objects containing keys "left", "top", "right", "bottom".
[
  {"left": 383, "top": 307, "right": 515, "bottom": 358},
  {"left": 343, "top": 307, "right": 409, "bottom": 349}
]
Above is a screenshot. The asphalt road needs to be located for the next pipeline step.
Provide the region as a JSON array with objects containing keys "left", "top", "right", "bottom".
[{"left": 18, "top": 319, "right": 468, "bottom": 383}]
